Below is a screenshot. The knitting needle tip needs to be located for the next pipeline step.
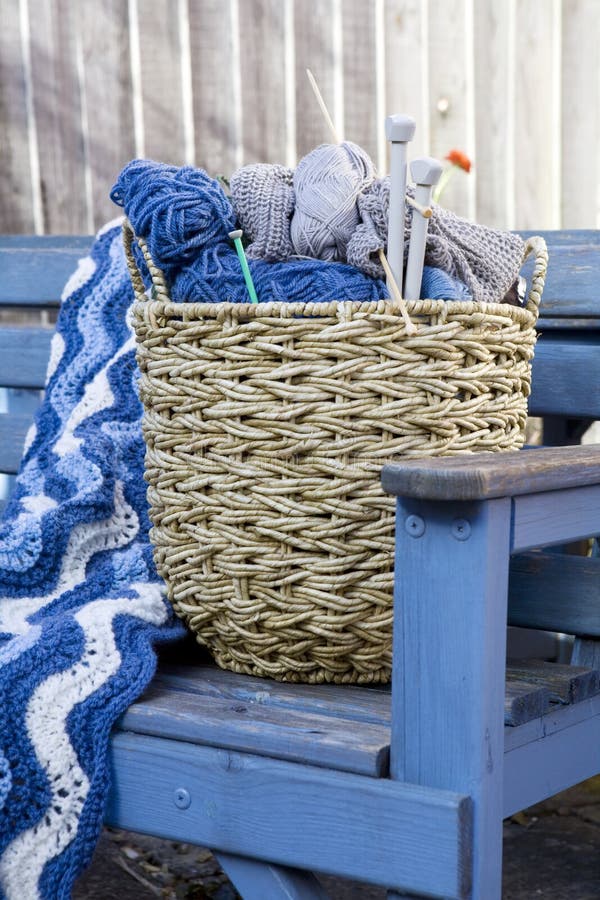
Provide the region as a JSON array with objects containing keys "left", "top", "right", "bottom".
[{"left": 229, "top": 229, "right": 259, "bottom": 304}]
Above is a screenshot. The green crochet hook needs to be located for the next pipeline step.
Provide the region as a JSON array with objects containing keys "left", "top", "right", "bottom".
[{"left": 229, "top": 229, "right": 259, "bottom": 303}]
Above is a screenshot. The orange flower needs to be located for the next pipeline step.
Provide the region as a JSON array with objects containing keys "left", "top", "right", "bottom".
[{"left": 445, "top": 149, "right": 472, "bottom": 173}]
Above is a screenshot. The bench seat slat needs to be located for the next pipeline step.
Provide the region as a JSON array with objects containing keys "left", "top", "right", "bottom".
[
  {"left": 506, "top": 659, "right": 600, "bottom": 705},
  {"left": 118, "top": 659, "right": 600, "bottom": 780},
  {"left": 118, "top": 681, "right": 391, "bottom": 777},
  {"left": 154, "top": 663, "right": 392, "bottom": 725},
  {"left": 504, "top": 679, "right": 550, "bottom": 726}
]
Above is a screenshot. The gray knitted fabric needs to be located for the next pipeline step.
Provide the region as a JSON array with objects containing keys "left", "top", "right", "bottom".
[
  {"left": 230, "top": 157, "right": 525, "bottom": 304},
  {"left": 230, "top": 163, "right": 296, "bottom": 260},
  {"left": 347, "top": 178, "right": 525, "bottom": 304}
]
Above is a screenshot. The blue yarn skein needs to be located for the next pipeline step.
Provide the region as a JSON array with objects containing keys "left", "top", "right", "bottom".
[
  {"left": 171, "top": 246, "right": 389, "bottom": 305},
  {"left": 110, "top": 159, "right": 235, "bottom": 275}
]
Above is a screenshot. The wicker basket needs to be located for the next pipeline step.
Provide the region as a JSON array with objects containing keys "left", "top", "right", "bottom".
[{"left": 125, "top": 220, "right": 548, "bottom": 684}]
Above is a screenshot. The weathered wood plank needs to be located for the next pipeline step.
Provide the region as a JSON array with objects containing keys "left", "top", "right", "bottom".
[
  {"left": 0, "top": 241, "right": 93, "bottom": 306},
  {"left": 514, "top": 0, "right": 560, "bottom": 229},
  {"left": 238, "top": 0, "right": 288, "bottom": 164},
  {"left": 534, "top": 319, "right": 600, "bottom": 330},
  {"left": 107, "top": 733, "right": 472, "bottom": 898},
  {"left": 504, "top": 685, "right": 600, "bottom": 753},
  {"left": 0, "top": 0, "right": 35, "bottom": 232},
  {"left": 0, "top": 413, "right": 32, "bottom": 473},
  {"left": 427, "top": 0, "right": 473, "bottom": 219},
  {"left": 520, "top": 234, "right": 600, "bottom": 317},
  {"left": 530, "top": 337, "right": 600, "bottom": 419},
  {"left": 520, "top": 229, "right": 600, "bottom": 249},
  {"left": 118, "top": 683, "right": 390, "bottom": 777},
  {"left": 136, "top": 0, "right": 186, "bottom": 166},
  {"left": 154, "top": 663, "right": 391, "bottom": 725},
  {"left": 0, "top": 328, "right": 52, "bottom": 388},
  {"left": 503, "top": 678, "right": 550, "bottom": 726},
  {"left": 384, "top": 0, "right": 428, "bottom": 160},
  {"left": 506, "top": 659, "right": 600, "bottom": 706},
  {"left": 508, "top": 552, "right": 600, "bottom": 637},
  {"left": 560, "top": 1, "right": 600, "bottom": 228},
  {"left": 28, "top": 0, "right": 88, "bottom": 232},
  {"left": 473, "top": 0, "right": 510, "bottom": 227},
  {"left": 381, "top": 445, "right": 600, "bottom": 502},
  {"left": 341, "top": 0, "right": 378, "bottom": 161},
  {"left": 188, "top": 0, "right": 240, "bottom": 177},
  {"left": 77, "top": 0, "right": 136, "bottom": 229},
  {"left": 294, "top": 0, "right": 339, "bottom": 159}
]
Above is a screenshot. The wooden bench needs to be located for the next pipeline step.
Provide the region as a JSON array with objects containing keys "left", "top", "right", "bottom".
[{"left": 1, "top": 231, "right": 599, "bottom": 899}]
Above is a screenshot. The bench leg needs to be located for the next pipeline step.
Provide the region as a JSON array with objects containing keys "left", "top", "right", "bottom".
[
  {"left": 215, "top": 852, "right": 330, "bottom": 900},
  {"left": 389, "top": 497, "right": 512, "bottom": 900}
]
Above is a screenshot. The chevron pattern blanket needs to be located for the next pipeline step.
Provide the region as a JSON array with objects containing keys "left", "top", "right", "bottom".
[{"left": 0, "top": 221, "right": 183, "bottom": 899}]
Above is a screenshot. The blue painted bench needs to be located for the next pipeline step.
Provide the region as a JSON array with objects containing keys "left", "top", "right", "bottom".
[{"left": 1, "top": 232, "right": 599, "bottom": 899}]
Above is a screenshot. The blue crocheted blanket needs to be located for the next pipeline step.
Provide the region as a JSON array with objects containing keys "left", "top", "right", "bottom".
[{"left": 0, "top": 222, "right": 183, "bottom": 899}]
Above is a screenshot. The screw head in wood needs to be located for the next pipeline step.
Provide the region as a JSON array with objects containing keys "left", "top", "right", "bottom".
[
  {"left": 451, "top": 519, "right": 471, "bottom": 541},
  {"left": 174, "top": 787, "right": 191, "bottom": 809},
  {"left": 405, "top": 515, "right": 425, "bottom": 537}
]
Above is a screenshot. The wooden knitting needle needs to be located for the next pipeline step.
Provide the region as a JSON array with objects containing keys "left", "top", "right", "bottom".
[
  {"left": 404, "top": 157, "right": 443, "bottom": 301},
  {"left": 378, "top": 249, "right": 417, "bottom": 334},
  {"left": 305, "top": 71, "right": 415, "bottom": 331},
  {"left": 306, "top": 69, "right": 340, "bottom": 144},
  {"left": 385, "top": 114, "right": 416, "bottom": 290},
  {"left": 406, "top": 195, "right": 432, "bottom": 218}
]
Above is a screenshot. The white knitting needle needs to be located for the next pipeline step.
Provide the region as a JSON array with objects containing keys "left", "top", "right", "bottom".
[
  {"left": 385, "top": 114, "right": 416, "bottom": 291},
  {"left": 404, "top": 157, "right": 443, "bottom": 301}
]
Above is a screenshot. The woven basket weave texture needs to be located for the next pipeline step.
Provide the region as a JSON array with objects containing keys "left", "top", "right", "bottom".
[{"left": 126, "top": 222, "right": 548, "bottom": 684}]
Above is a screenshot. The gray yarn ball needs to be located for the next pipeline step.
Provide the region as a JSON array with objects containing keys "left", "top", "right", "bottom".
[{"left": 290, "top": 142, "right": 375, "bottom": 262}]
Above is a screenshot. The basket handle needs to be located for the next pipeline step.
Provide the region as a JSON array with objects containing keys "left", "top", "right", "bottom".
[
  {"left": 521, "top": 235, "right": 548, "bottom": 316},
  {"left": 122, "top": 219, "right": 171, "bottom": 303}
]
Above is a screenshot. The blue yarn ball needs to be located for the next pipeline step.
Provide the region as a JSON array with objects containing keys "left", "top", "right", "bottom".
[{"left": 110, "top": 159, "right": 235, "bottom": 275}]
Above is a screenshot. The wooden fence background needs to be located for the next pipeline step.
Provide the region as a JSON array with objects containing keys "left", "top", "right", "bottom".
[{"left": 1, "top": 0, "right": 599, "bottom": 235}]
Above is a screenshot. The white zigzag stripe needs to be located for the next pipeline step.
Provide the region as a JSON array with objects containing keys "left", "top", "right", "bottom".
[
  {"left": 0, "top": 482, "right": 139, "bottom": 635},
  {"left": 0, "top": 583, "right": 167, "bottom": 899},
  {"left": 61, "top": 257, "right": 96, "bottom": 305},
  {"left": 53, "top": 335, "right": 135, "bottom": 458},
  {"left": 46, "top": 332, "right": 65, "bottom": 384}
]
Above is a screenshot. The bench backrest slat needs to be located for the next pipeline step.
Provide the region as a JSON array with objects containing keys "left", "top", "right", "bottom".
[
  {"left": 529, "top": 335, "right": 600, "bottom": 419},
  {"left": 0, "top": 413, "right": 33, "bottom": 474},
  {"left": 522, "top": 230, "right": 600, "bottom": 320},
  {"left": 0, "top": 328, "right": 53, "bottom": 389},
  {"left": 0, "top": 237, "right": 93, "bottom": 307}
]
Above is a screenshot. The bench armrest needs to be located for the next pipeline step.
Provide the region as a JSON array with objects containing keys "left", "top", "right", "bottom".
[{"left": 381, "top": 444, "right": 600, "bottom": 501}]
